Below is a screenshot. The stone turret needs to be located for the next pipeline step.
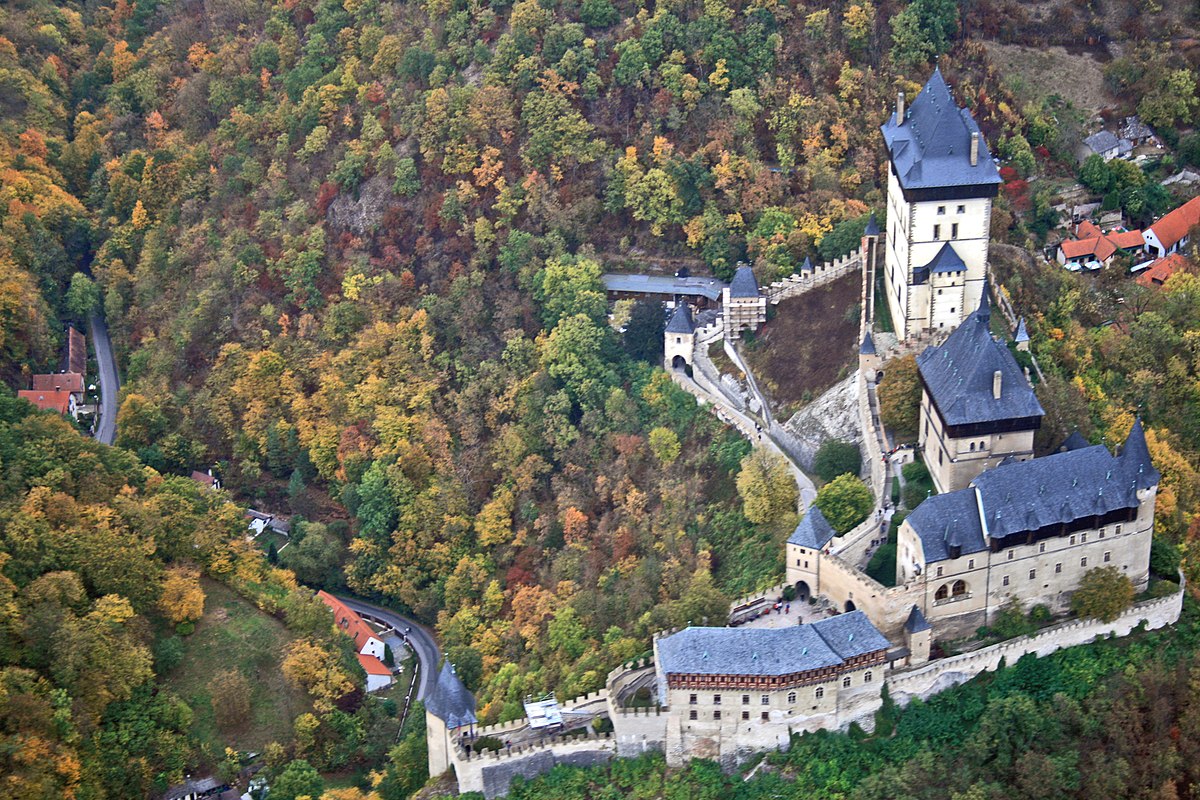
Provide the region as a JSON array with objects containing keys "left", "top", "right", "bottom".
[
  {"left": 426, "top": 661, "right": 478, "bottom": 777},
  {"left": 664, "top": 302, "right": 696, "bottom": 370}
]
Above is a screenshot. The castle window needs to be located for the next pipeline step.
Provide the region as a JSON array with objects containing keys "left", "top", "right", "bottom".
[
  {"left": 1055, "top": 563, "right": 1062, "bottom": 574},
  {"left": 1002, "top": 575, "right": 1010, "bottom": 586},
  {"left": 1104, "top": 551, "right": 1111, "bottom": 562},
  {"left": 1081, "top": 557, "right": 1088, "bottom": 567},
  {"left": 1116, "top": 525, "right": 1122, "bottom": 535},
  {"left": 787, "top": 692, "right": 796, "bottom": 704},
  {"left": 968, "top": 559, "right": 975, "bottom": 569},
  {"left": 742, "top": 695, "right": 749, "bottom": 705},
  {"left": 689, "top": 710, "right": 697, "bottom": 720},
  {"left": 1081, "top": 533, "right": 1087, "bottom": 543},
  {"left": 843, "top": 676, "right": 852, "bottom": 687},
  {"left": 1070, "top": 535, "right": 1076, "bottom": 545},
  {"left": 935, "top": 583, "right": 949, "bottom": 600},
  {"left": 1039, "top": 543, "right": 1046, "bottom": 553},
  {"left": 936, "top": 566, "right": 943, "bottom": 577},
  {"left": 713, "top": 710, "right": 721, "bottom": 720},
  {"left": 969, "top": 442, "right": 975, "bottom": 452},
  {"left": 1007, "top": 550, "right": 1014, "bottom": 560},
  {"left": 951, "top": 223, "right": 959, "bottom": 239},
  {"left": 933, "top": 224, "right": 941, "bottom": 239},
  {"left": 950, "top": 308, "right": 956, "bottom": 314},
  {"left": 937, "top": 206, "right": 946, "bottom": 215},
  {"left": 952, "top": 580, "right": 967, "bottom": 597},
  {"left": 864, "top": 671, "right": 873, "bottom": 683},
  {"left": 689, "top": 694, "right": 697, "bottom": 705},
  {"left": 1029, "top": 569, "right": 1037, "bottom": 579},
  {"left": 761, "top": 695, "right": 769, "bottom": 705},
  {"left": 1099, "top": 528, "right": 1105, "bottom": 538},
  {"left": 761, "top": 712, "right": 769, "bottom": 721},
  {"left": 939, "top": 450, "right": 943, "bottom": 465},
  {"left": 957, "top": 205, "right": 966, "bottom": 214},
  {"left": 676, "top": 337, "right": 681, "bottom": 343},
  {"left": 713, "top": 694, "right": 721, "bottom": 704},
  {"left": 815, "top": 687, "right": 824, "bottom": 699},
  {"left": 742, "top": 711, "right": 749, "bottom": 720}
]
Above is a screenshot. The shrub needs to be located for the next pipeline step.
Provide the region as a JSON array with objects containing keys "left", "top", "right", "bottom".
[
  {"left": 1071, "top": 566, "right": 1135, "bottom": 622},
  {"left": 813, "top": 440, "right": 863, "bottom": 483},
  {"left": 474, "top": 736, "right": 504, "bottom": 753},
  {"left": 1150, "top": 535, "right": 1181, "bottom": 579}
]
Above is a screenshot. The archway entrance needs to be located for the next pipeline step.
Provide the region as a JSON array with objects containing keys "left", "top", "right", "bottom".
[
  {"left": 795, "top": 581, "right": 810, "bottom": 601},
  {"left": 672, "top": 354, "right": 688, "bottom": 369},
  {"left": 844, "top": 600, "right": 856, "bottom": 612}
]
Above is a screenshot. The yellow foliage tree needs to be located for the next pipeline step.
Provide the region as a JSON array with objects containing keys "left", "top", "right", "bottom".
[{"left": 159, "top": 566, "right": 205, "bottom": 624}]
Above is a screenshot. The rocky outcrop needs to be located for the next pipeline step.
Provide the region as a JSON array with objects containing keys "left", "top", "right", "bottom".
[{"left": 782, "top": 374, "right": 862, "bottom": 470}]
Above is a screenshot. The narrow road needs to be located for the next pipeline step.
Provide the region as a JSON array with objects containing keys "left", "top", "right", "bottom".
[
  {"left": 88, "top": 313, "right": 118, "bottom": 445},
  {"left": 336, "top": 594, "right": 441, "bottom": 701}
]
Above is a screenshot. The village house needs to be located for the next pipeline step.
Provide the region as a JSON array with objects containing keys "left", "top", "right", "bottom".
[
  {"left": 1136, "top": 252, "right": 1189, "bottom": 288},
  {"left": 1056, "top": 221, "right": 1145, "bottom": 271},
  {"left": 17, "top": 388, "right": 77, "bottom": 417},
  {"left": 1078, "top": 130, "right": 1131, "bottom": 162},
  {"left": 1143, "top": 196, "right": 1200, "bottom": 257},
  {"left": 315, "top": 591, "right": 393, "bottom": 690}
]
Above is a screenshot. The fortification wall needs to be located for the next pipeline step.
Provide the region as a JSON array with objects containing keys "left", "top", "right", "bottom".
[
  {"left": 812, "top": 552, "right": 922, "bottom": 639},
  {"left": 830, "top": 513, "right": 885, "bottom": 566},
  {"left": 766, "top": 251, "right": 862, "bottom": 304},
  {"left": 887, "top": 582, "right": 1184, "bottom": 706},
  {"left": 610, "top": 705, "right": 668, "bottom": 757},
  {"left": 454, "top": 730, "right": 617, "bottom": 799}
]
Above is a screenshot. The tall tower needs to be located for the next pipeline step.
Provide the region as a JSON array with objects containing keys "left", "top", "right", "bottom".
[{"left": 880, "top": 68, "right": 1001, "bottom": 340}]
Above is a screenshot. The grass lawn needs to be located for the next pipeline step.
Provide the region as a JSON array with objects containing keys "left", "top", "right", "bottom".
[{"left": 160, "top": 578, "right": 313, "bottom": 757}]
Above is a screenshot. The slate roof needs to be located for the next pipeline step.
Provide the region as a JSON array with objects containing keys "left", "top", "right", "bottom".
[
  {"left": 426, "top": 661, "right": 478, "bottom": 728},
  {"left": 665, "top": 302, "right": 695, "bottom": 334},
  {"left": 1084, "top": 130, "right": 1121, "bottom": 155},
  {"left": 656, "top": 612, "right": 888, "bottom": 677},
  {"left": 801, "top": 256, "right": 814, "bottom": 272},
  {"left": 728, "top": 264, "right": 760, "bottom": 298},
  {"left": 787, "top": 506, "right": 838, "bottom": 549},
  {"left": 905, "top": 605, "right": 931, "bottom": 633},
  {"left": 916, "top": 293, "right": 1045, "bottom": 426},
  {"left": 880, "top": 68, "right": 1002, "bottom": 191},
  {"left": 1121, "top": 418, "right": 1160, "bottom": 491},
  {"left": 860, "top": 331, "right": 876, "bottom": 356},
  {"left": 924, "top": 242, "right": 967, "bottom": 274},
  {"left": 864, "top": 213, "right": 880, "bottom": 236},
  {"left": 1014, "top": 317, "right": 1029, "bottom": 344},
  {"left": 1059, "top": 431, "right": 1090, "bottom": 452},
  {"left": 906, "top": 488, "right": 988, "bottom": 563},
  {"left": 602, "top": 273, "right": 726, "bottom": 301}
]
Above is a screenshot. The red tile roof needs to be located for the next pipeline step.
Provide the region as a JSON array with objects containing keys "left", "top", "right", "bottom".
[
  {"left": 1060, "top": 228, "right": 1144, "bottom": 263},
  {"left": 32, "top": 372, "right": 83, "bottom": 394},
  {"left": 317, "top": 591, "right": 381, "bottom": 651},
  {"left": 1075, "top": 220, "right": 1103, "bottom": 239},
  {"left": 17, "top": 390, "right": 73, "bottom": 414},
  {"left": 191, "top": 470, "right": 217, "bottom": 488},
  {"left": 357, "top": 652, "right": 391, "bottom": 676},
  {"left": 1136, "top": 253, "right": 1189, "bottom": 288},
  {"left": 67, "top": 326, "right": 86, "bottom": 376},
  {"left": 1149, "top": 196, "right": 1200, "bottom": 251}
]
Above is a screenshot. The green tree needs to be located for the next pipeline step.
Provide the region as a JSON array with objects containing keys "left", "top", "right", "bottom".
[
  {"left": 1138, "top": 68, "right": 1200, "bottom": 130},
  {"left": 648, "top": 427, "right": 681, "bottom": 465},
  {"left": 890, "top": 0, "right": 958, "bottom": 68},
  {"left": 65, "top": 272, "right": 100, "bottom": 320},
  {"left": 735, "top": 448, "right": 798, "bottom": 525},
  {"left": 1079, "top": 154, "right": 1112, "bottom": 193},
  {"left": 877, "top": 354, "right": 921, "bottom": 440},
  {"left": 535, "top": 256, "right": 607, "bottom": 328},
  {"left": 813, "top": 473, "right": 873, "bottom": 534},
  {"left": 270, "top": 759, "right": 323, "bottom": 800},
  {"left": 1070, "top": 566, "right": 1135, "bottom": 622},
  {"left": 280, "top": 522, "right": 345, "bottom": 587},
  {"left": 813, "top": 440, "right": 863, "bottom": 483}
]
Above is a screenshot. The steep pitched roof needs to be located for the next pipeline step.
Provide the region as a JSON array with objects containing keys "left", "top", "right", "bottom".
[
  {"left": 656, "top": 613, "right": 889, "bottom": 677},
  {"left": 1014, "top": 317, "right": 1029, "bottom": 344},
  {"left": 1136, "top": 253, "right": 1189, "bottom": 288},
  {"left": 787, "top": 506, "right": 838, "bottom": 549},
  {"left": 32, "top": 372, "right": 84, "bottom": 394},
  {"left": 916, "top": 294, "right": 1045, "bottom": 426},
  {"left": 923, "top": 242, "right": 967, "bottom": 273},
  {"left": 880, "top": 68, "right": 1002, "bottom": 191},
  {"left": 864, "top": 213, "right": 880, "bottom": 236},
  {"left": 1059, "top": 431, "right": 1090, "bottom": 452},
  {"left": 728, "top": 264, "right": 760, "bottom": 298},
  {"left": 316, "top": 591, "right": 381, "bottom": 651},
  {"left": 426, "top": 661, "right": 477, "bottom": 728},
  {"left": 1121, "top": 418, "right": 1160, "bottom": 491},
  {"left": 1084, "top": 130, "right": 1120, "bottom": 154},
  {"left": 860, "top": 331, "right": 877, "bottom": 356},
  {"left": 801, "top": 256, "right": 814, "bottom": 272},
  {"left": 665, "top": 302, "right": 695, "bottom": 334},
  {"left": 906, "top": 488, "right": 988, "bottom": 563},
  {"left": 1148, "top": 196, "right": 1200, "bottom": 251},
  {"left": 905, "top": 605, "right": 931, "bottom": 633},
  {"left": 357, "top": 652, "right": 391, "bottom": 676}
]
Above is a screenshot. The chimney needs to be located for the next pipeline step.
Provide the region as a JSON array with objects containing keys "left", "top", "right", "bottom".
[
  {"left": 992, "top": 370, "right": 1002, "bottom": 400},
  {"left": 970, "top": 132, "right": 979, "bottom": 166},
  {"left": 896, "top": 92, "right": 906, "bottom": 123}
]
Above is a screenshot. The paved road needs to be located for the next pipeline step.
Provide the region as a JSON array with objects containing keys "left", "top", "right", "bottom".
[
  {"left": 336, "top": 595, "right": 440, "bottom": 700},
  {"left": 88, "top": 313, "right": 118, "bottom": 445}
]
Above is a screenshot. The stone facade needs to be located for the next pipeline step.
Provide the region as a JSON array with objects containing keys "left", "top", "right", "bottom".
[{"left": 920, "top": 391, "right": 1037, "bottom": 494}]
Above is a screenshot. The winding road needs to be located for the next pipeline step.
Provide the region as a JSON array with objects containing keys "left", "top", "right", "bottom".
[
  {"left": 335, "top": 594, "right": 441, "bottom": 700},
  {"left": 88, "top": 313, "right": 118, "bottom": 445}
]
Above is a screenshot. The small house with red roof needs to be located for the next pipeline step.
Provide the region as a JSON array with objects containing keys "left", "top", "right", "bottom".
[
  {"left": 1056, "top": 221, "right": 1145, "bottom": 271},
  {"left": 1136, "top": 253, "right": 1189, "bottom": 288},
  {"left": 357, "top": 652, "right": 393, "bottom": 692},
  {"left": 316, "top": 591, "right": 393, "bottom": 690},
  {"left": 17, "top": 389, "right": 77, "bottom": 417},
  {"left": 1143, "top": 196, "right": 1200, "bottom": 258}
]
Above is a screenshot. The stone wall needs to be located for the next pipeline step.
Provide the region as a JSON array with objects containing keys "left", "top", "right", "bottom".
[
  {"left": 766, "top": 251, "right": 863, "bottom": 304},
  {"left": 453, "top": 730, "right": 618, "bottom": 798},
  {"left": 886, "top": 580, "right": 1185, "bottom": 706}
]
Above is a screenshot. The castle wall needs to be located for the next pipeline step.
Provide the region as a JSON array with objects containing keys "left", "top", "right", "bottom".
[
  {"left": 919, "top": 391, "right": 1036, "bottom": 494},
  {"left": 453, "top": 730, "right": 618, "bottom": 799}
]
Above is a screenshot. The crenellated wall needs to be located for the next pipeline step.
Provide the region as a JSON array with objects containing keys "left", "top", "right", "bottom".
[
  {"left": 453, "top": 729, "right": 618, "bottom": 799},
  {"left": 766, "top": 251, "right": 863, "bottom": 304}
]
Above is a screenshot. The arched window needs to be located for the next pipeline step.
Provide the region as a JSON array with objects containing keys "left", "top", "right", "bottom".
[
  {"left": 864, "top": 671, "right": 873, "bottom": 683},
  {"left": 787, "top": 691, "right": 796, "bottom": 704},
  {"left": 952, "top": 579, "right": 967, "bottom": 597},
  {"left": 969, "top": 442, "right": 975, "bottom": 452},
  {"left": 935, "top": 583, "right": 950, "bottom": 600},
  {"left": 842, "top": 676, "right": 852, "bottom": 688},
  {"left": 815, "top": 687, "right": 824, "bottom": 699}
]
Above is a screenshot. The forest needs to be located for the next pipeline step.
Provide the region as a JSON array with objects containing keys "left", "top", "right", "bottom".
[{"left": 2, "top": 0, "right": 1200, "bottom": 796}]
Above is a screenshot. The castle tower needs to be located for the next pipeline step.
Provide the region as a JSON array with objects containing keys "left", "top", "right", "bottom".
[
  {"left": 425, "top": 661, "right": 477, "bottom": 777},
  {"left": 664, "top": 301, "right": 696, "bottom": 370},
  {"left": 861, "top": 213, "right": 881, "bottom": 328},
  {"left": 880, "top": 69, "right": 1002, "bottom": 339},
  {"left": 722, "top": 263, "right": 766, "bottom": 336}
]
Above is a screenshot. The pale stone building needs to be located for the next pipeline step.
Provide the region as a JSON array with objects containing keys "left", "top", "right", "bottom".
[
  {"left": 426, "top": 661, "right": 478, "bottom": 778},
  {"left": 653, "top": 612, "right": 893, "bottom": 766},
  {"left": 722, "top": 264, "right": 766, "bottom": 335},
  {"left": 917, "top": 293, "right": 1044, "bottom": 494},
  {"left": 785, "top": 505, "right": 839, "bottom": 603},
  {"left": 896, "top": 420, "right": 1159, "bottom": 637},
  {"left": 880, "top": 69, "right": 1002, "bottom": 339},
  {"left": 664, "top": 302, "right": 696, "bottom": 370}
]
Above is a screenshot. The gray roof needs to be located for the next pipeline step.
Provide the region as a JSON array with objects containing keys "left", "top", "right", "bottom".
[
  {"left": 864, "top": 213, "right": 880, "bottom": 236},
  {"left": 860, "top": 331, "right": 876, "bottom": 356},
  {"left": 788, "top": 505, "right": 838, "bottom": 549},
  {"left": 881, "top": 68, "right": 1002, "bottom": 191},
  {"left": 906, "top": 488, "right": 988, "bottom": 563},
  {"left": 925, "top": 242, "right": 967, "bottom": 274},
  {"left": 728, "top": 264, "right": 760, "bottom": 298},
  {"left": 1084, "top": 130, "right": 1120, "bottom": 155},
  {"left": 1014, "top": 317, "right": 1029, "bottom": 343},
  {"left": 665, "top": 302, "right": 695, "bottom": 334},
  {"left": 905, "top": 605, "right": 931, "bottom": 633},
  {"left": 657, "top": 612, "right": 889, "bottom": 677},
  {"left": 801, "top": 256, "right": 814, "bottom": 272},
  {"left": 1060, "top": 431, "right": 1090, "bottom": 452},
  {"left": 910, "top": 422, "right": 1159, "bottom": 558},
  {"left": 917, "top": 293, "right": 1045, "bottom": 426},
  {"left": 426, "top": 661, "right": 477, "bottom": 728},
  {"left": 602, "top": 273, "right": 726, "bottom": 301}
]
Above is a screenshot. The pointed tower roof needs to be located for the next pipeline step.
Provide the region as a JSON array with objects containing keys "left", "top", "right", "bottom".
[
  {"left": 665, "top": 302, "right": 695, "bottom": 334},
  {"left": 905, "top": 605, "right": 931, "bottom": 634},
  {"left": 1121, "top": 418, "right": 1160, "bottom": 491},
  {"left": 787, "top": 506, "right": 838, "bottom": 550},
  {"left": 863, "top": 213, "right": 880, "bottom": 236},
  {"left": 728, "top": 264, "right": 760, "bottom": 298},
  {"left": 801, "top": 256, "right": 814, "bottom": 272},
  {"left": 860, "top": 331, "right": 877, "bottom": 355},
  {"left": 426, "top": 661, "right": 477, "bottom": 729},
  {"left": 880, "top": 68, "right": 1002, "bottom": 192},
  {"left": 1014, "top": 317, "right": 1029, "bottom": 343}
]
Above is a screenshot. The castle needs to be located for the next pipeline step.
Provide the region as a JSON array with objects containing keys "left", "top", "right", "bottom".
[{"left": 422, "top": 70, "right": 1178, "bottom": 797}]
